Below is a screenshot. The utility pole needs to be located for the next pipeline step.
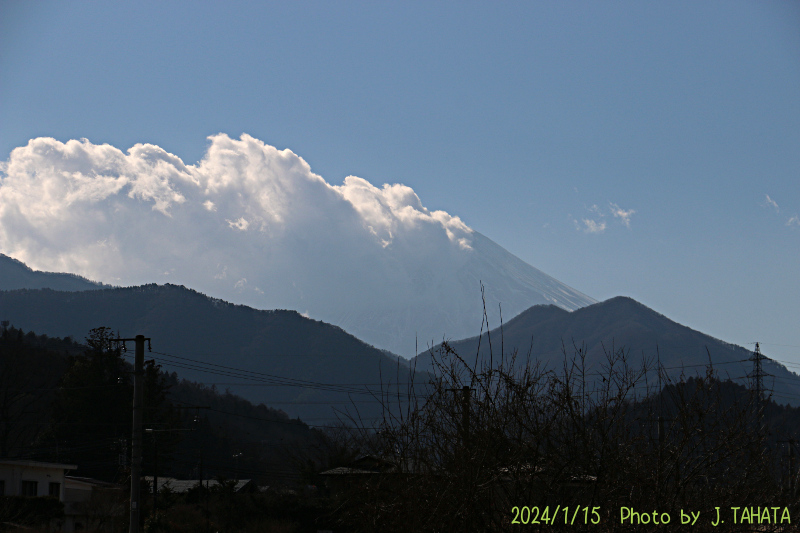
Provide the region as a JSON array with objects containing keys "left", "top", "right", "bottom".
[
  {"left": 145, "top": 428, "right": 193, "bottom": 516},
  {"left": 779, "top": 438, "right": 797, "bottom": 493},
  {"left": 153, "top": 434, "right": 157, "bottom": 513},
  {"left": 233, "top": 452, "right": 242, "bottom": 481},
  {"left": 651, "top": 354, "right": 671, "bottom": 493},
  {"left": 792, "top": 443, "right": 796, "bottom": 494},
  {"left": 461, "top": 386, "right": 470, "bottom": 447},
  {"left": 113, "top": 334, "right": 150, "bottom": 533}
]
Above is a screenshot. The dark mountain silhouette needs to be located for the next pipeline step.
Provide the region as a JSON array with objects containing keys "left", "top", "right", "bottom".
[
  {"left": 0, "top": 253, "right": 107, "bottom": 291},
  {"left": 4, "top": 254, "right": 797, "bottom": 417},
  {"left": 0, "top": 325, "right": 320, "bottom": 484},
  {"left": 0, "top": 284, "right": 416, "bottom": 423},
  {"left": 413, "top": 296, "right": 800, "bottom": 406}
]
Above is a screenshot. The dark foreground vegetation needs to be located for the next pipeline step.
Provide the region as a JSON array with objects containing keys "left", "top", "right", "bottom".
[
  {"left": 0, "top": 326, "right": 319, "bottom": 482},
  {"left": 329, "top": 340, "right": 800, "bottom": 532},
  {"left": 3, "top": 324, "right": 800, "bottom": 531},
  {"left": 0, "top": 325, "right": 338, "bottom": 531}
]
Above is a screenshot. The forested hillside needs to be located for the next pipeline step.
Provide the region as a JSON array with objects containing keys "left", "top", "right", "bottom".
[
  {"left": 0, "top": 284, "right": 419, "bottom": 423},
  {"left": 0, "top": 326, "right": 324, "bottom": 485}
]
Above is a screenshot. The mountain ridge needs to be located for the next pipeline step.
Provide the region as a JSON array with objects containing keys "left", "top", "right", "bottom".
[
  {"left": 413, "top": 295, "right": 800, "bottom": 405},
  {"left": 4, "top": 257, "right": 797, "bottom": 416},
  {"left": 298, "top": 230, "right": 597, "bottom": 357},
  {"left": 0, "top": 283, "right": 417, "bottom": 423},
  {"left": 0, "top": 226, "right": 597, "bottom": 358},
  {"left": 0, "top": 253, "right": 109, "bottom": 292}
]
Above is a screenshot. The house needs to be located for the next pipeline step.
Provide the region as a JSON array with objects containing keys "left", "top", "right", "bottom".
[
  {"left": 319, "top": 455, "right": 400, "bottom": 477},
  {"left": 63, "top": 476, "right": 124, "bottom": 533},
  {"left": 0, "top": 460, "right": 126, "bottom": 532},
  {"left": 319, "top": 455, "right": 412, "bottom": 495},
  {"left": 143, "top": 476, "right": 255, "bottom": 494},
  {"left": 0, "top": 458, "right": 77, "bottom": 500}
]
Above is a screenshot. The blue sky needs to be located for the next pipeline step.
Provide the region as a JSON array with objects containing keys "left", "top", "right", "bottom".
[{"left": 1, "top": 1, "right": 799, "bottom": 365}]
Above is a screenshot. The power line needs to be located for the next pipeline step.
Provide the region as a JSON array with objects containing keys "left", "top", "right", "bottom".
[
  {"left": 149, "top": 347, "right": 753, "bottom": 386},
  {"left": 148, "top": 351, "right": 395, "bottom": 395}
]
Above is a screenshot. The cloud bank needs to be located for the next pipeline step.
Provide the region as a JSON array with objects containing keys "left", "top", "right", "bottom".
[
  {"left": 0, "top": 133, "right": 474, "bottom": 320},
  {"left": 0, "top": 134, "right": 597, "bottom": 355},
  {"left": 0, "top": 134, "right": 472, "bottom": 285}
]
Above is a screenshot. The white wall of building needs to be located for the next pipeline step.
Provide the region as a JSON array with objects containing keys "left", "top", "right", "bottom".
[{"left": 0, "top": 460, "right": 77, "bottom": 501}]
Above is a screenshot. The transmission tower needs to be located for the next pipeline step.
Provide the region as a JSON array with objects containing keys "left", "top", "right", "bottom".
[{"left": 749, "top": 342, "right": 770, "bottom": 402}]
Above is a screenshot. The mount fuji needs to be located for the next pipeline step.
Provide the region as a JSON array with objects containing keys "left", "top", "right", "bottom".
[
  {"left": 322, "top": 230, "right": 596, "bottom": 357},
  {"left": 0, "top": 134, "right": 594, "bottom": 356}
]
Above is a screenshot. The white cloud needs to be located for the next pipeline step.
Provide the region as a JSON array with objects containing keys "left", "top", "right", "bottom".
[
  {"left": 571, "top": 202, "right": 633, "bottom": 232},
  {"left": 227, "top": 217, "right": 250, "bottom": 231},
  {"left": 0, "top": 133, "right": 601, "bottom": 356},
  {"left": 609, "top": 202, "right": 635, "bottom": 228},
  {"left": 764, "top": 194, "right": 780, "bottom": 212},
  {"left": 787, "top": 215, "right": 800, "bottom": 228},
  {"left": 0, "top": 134, "right": 473, "bottom": 262},
  {"left": 589, "top": 204, "right": 604, "bottom": 217},
  {"left": 582, "top": 219, "right": 606, "bottom": 234},
  {"left": 0, "top": 133, "right": 482, "bottom": 337}
]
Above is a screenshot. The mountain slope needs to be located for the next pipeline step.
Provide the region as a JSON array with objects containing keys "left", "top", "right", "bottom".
[
  {"left": 0, "top": 253, "right": 106, "bottom": 291},
  {"left": 0, "top": 284, "right": 418, "bottom": 422},
  {"left": 325, "top": 230, "right": 596, "bottom": 357},
  {"left": 1, "top": 233, "right": 594, "bottom": 358},
  {"left": 413, "top": 296, "right": 800, "bottom": 405}
]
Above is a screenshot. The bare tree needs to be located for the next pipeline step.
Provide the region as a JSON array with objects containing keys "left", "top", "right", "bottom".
[{"left": 328, "top": 335, "right": 794, "bottom": 532}]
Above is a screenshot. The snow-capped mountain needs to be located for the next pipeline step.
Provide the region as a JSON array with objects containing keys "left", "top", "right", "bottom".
[
  {"left": 0, "top": 134, "right": 594, "bottom": 356},
  {"left": 322, "top": 230, "right": 595, "bottom": 356}
]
